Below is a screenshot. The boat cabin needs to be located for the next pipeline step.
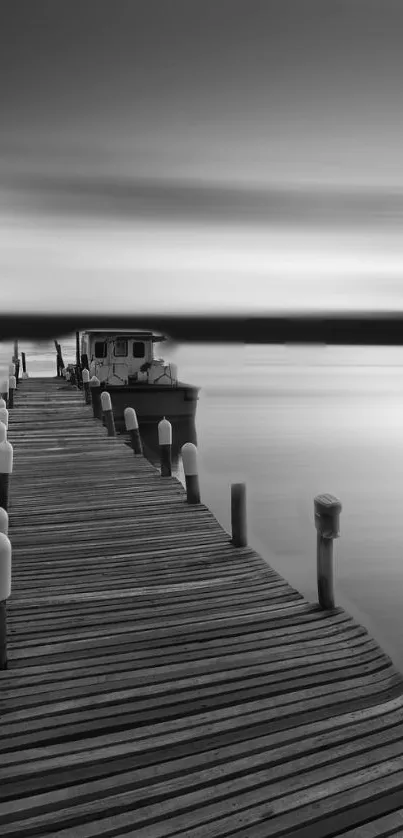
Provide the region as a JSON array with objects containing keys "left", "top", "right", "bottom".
[{"left": 81, "top": 331, "right": 176, "bottom": 387}]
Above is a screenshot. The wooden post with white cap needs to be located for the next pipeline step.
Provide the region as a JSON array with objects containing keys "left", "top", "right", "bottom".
[
  {"left": 0, "top": 508, "right": 8, "bottom": 535},
  {"left": 8, "top": 376, "right": 16, "bottom": 409},
  {"left": 124, "top": 408, "right": 143, "bottom": 455},
  {"left": 0, "top": 441, "right": 13, "bottom": 513},
  {"left": 0, "top": 378, "right": 8, "bottom": 407},
  {"left": 89, "top": 376, "right": 102, "bottom": 421},
  {"left": 181, "top": 442, "right": 200, "bottom": 504},
  {"left": 101, "top": 391, "right": 116, "bottom": 437},
  {"left": 82, "top": 368, "right": 91, "bottom": 404},
  {"left": 13, "top": 341, "right": 19, "bottom": 384},
  {"left": 0, "top": 406, "right": 8, "bottom": 432},
  {"left": 0, "top": 530, "right": 11, "bottom": 670},
  {"left": 158, "top": 417, "right": 172, "bottom": 477},
  {"left": 314, "top": 493, "right": 342, "bottom": 610}
]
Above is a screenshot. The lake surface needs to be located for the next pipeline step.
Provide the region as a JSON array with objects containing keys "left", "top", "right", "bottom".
[{"left": 2, "top": 338, "right": 403, "bottom": 673}]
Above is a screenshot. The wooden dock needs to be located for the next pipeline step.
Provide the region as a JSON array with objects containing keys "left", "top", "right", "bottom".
[{"left": 2, "top": 377, "right": 403, "bottom": 837}]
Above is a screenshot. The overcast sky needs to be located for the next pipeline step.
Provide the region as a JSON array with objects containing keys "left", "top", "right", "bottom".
[{"left": 1, "top": 0, "right": 403, "bottom": 315}]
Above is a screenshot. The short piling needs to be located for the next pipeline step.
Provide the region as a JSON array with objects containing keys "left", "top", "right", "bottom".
[
  {"left": 0, "top": 442, "right": 13, "bottom": 512},
  {"left": 13, "top": 341, "right": 19, "bottom": 383},
  {"left": 158, "top": 417, "right": 172, "bottom": 477},
  {"left": 89, "top": 376, "right": 102, "bottom": 421},
  {"left": 21, "top": 352, "right": 28, "bottom": 379},
  {"left": 231, "top": 483, "right": 247, "bottom": 547},
  {"left": 0, "top": 378, "right": 8, "bottom": 407},
  {"left": 181, "top": 442, "right": 200, "bottom": 504},
  {"left": 0, "top": 408, "right": 8, "bottom": 430},
  {"left": 124, "top": 408, "right": 143, "bottom": 455},
  {"left": 0, "top": 508, "right": 8, "bottom": 535},
  {"left": 0, "top": 531, "right": 12, "bottom": 670},
  {"left": 82, "top": 369, "right": 91, "bottom": 404},
  {"left": 8, "top": 376, "right": 16, "bottom": 409},
  {"left": 101, "top": 391, "right": 116, "bottom": 437},
  {"left": 314, "top": 493, "right": 342, "bottom": 610}
]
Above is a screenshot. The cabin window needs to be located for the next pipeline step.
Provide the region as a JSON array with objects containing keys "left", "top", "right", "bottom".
[
  {"left": 114, "top": 339, "right": 128, "bottom": 357},
  {"left": 94, "top": 341, "right": 107, "bottom": 359},
  {"left": 133, "top": 341, "right": 145, "bottom": 358}
]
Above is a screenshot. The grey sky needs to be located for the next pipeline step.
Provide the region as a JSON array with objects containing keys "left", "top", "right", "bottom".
[{"left": 1, "top": 1, "right": 403, "bottom": 313}]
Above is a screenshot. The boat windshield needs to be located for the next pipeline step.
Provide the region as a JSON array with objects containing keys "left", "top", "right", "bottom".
[{"left": 114, "top": 338, "right": 128, "bottom": 357}]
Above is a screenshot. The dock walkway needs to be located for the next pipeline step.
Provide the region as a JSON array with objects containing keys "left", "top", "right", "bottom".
[{"left": 1, "top": 378, "right": 403, "bottom": 836}]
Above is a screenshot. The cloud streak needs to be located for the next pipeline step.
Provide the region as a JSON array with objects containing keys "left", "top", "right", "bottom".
[{"left": 3, "top": 171, "right": 403, "bottom": 228}]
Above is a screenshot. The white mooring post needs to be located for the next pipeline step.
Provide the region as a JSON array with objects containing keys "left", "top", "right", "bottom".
[
  {"left": 0, "top": 423, "right": 6, "bottom": 444},
  {"left": 0, "top": 508, "right": 8, "bottom": 535},
  {"left": 314, "top": 493, "right": 342, "bottom": 610},
  {"left": 0, "top": 378, "right": 9, "bottom": 407},
  {"left": 181, "top": 442, "right": 200, "bottom": 504},
  {"left": 0, "top": 408, "right": 8, "bottom": 430},
  {"left": 158, "top": 417, "right": 172, "bottom": 477},
  {"left": 124, "top": 408, "right": 143, "bottom": 455},
  {"left": 101, "top": 391, "right": 116, "bottom": 437}
]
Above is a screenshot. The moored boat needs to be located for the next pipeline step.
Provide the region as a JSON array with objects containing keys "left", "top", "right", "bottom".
[{"left": 79, "top": 329, "right": 199, "bottom": 425}]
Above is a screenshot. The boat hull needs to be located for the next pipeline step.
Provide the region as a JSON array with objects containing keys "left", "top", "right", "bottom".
[{"left": 99, "top": 382, "right": 199, "bottom": 426}]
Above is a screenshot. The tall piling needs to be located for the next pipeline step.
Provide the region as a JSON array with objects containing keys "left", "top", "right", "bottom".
[{"left": 314, "top": 493, "right": 342, "bottom": 610}]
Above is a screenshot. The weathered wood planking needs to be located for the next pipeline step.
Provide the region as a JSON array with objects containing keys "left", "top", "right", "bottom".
[{"left": 1, "top": 377, "right": 403, "bottom": 837}]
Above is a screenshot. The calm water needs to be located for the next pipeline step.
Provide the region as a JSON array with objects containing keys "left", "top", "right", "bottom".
[{"left": 2, "top": 338, "right": 403, "bottom": 673}]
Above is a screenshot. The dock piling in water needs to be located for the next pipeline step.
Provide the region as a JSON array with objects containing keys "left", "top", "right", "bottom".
[
  {"left": 231, "top": 482, "right": 247, "bottom": 547},
  {"left": 181, "top": 442, "right": 200, "bottom": 504},
  {"left": 124, "top": 407, "right": 143, "bottom": 454},
  {"left": 21, "top": 351, "right": 28, "bottom": 379},
  {"left": 158, "top": 417, "right": 172, "bottom": 477},
  {"left": 101, "top": 391, "right": 116, "bottom": 436},
  {"left": 314, "top": 493, "right": 342, "bottom": 609}
]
